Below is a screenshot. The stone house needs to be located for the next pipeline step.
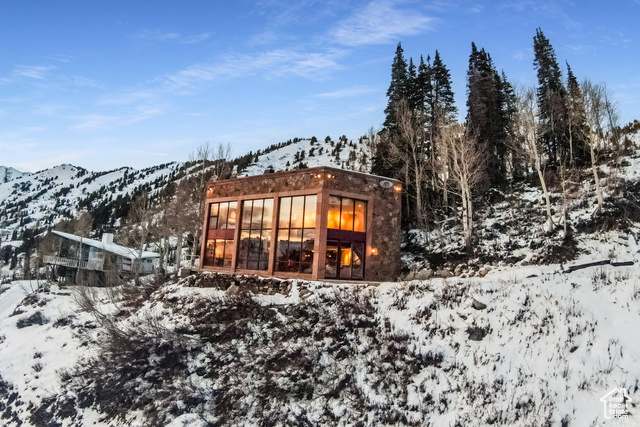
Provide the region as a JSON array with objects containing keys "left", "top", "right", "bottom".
[{"left": 200, "top": 166, "right": 402, "bottom": 281}]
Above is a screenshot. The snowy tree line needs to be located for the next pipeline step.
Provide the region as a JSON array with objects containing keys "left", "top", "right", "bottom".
[{"left": 370, "top": 28, "right": 632, "bottom": 254}]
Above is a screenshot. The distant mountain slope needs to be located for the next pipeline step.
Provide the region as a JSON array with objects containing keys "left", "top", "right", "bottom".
[
  {"left": 0, "top": 136, "right": 371, "bottom": 244},
  {"left": 0, "top": 163, "right": 181, "bottom": 237},
  {"left": 0, "top": 166, "right": 29, "bottom": 184}
]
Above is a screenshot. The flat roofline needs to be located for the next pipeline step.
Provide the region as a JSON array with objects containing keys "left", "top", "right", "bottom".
[{"left": 206, "top": 165, "right": 402, "bottom": 187}]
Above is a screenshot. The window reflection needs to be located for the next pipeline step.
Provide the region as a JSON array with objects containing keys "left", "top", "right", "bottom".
[
  {"left": 204, "top": 238, "right": 234, "bottom": 267},
  {"left": 327, "top": 196, "right": 341, "bottom": 229},
  {"left": 354, "top": 201, "right": 366, "bottom": 232},
  {"left": 204, "top": 201, "right": 238, "bottom": 267},
  {"left": 276, "top": 195, "right": 317, "bottom": 274},
  {"left": 237, "top": 198, "right": 274, "bottom": 271},
  {"left": 340, "top": 198, "right": 354, "bottom": 231},
  {"left": 327, "top": 196, "right": 367, "bottom": 232}
]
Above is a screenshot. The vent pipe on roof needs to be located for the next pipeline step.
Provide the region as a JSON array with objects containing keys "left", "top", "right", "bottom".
[{"left": 102, "top": 233, "right": 114, "bottom": 245}]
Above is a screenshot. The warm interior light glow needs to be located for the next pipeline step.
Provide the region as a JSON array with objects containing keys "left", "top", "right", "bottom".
[
  {"left": 341, "top": 248, "right": 352, "bottom": 265},
  {"left": 327, "top": 210, "right": 340, "bottom": 229},
  {"left": 370, "top": 248, "right": 378, "bottom": 255}
]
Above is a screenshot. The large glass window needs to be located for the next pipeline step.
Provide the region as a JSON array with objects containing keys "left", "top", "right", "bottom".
[
  {"left": 327, "top": 196, "right": 367, "bottom": 232},
  {"left": 237, "top": 198, "right": 274, "bottom": 271},
  {"left": 276, "top": 195, "right": 317, "bottom": 274},
  {"left": 204, "top": 238, "right": 234, "bottom": 268},
  {"left": 208, "top": 201, "right": 237, "bottom": 231},
  {"left": 204, "top": 201, "right": 237, "bottom": 267}
]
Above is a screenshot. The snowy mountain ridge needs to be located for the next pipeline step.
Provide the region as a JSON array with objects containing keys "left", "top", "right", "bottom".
[
  {"left": 0, "top": 136, "right": 368, "bottom": 247},
  {"left": 0, "top": 166, "right": 29, "bottom": 184}
]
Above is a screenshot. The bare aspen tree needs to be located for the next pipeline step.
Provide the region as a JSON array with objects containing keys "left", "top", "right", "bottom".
[
  {"left": 442, "top": 123, "right": 486, "bottom": 254},
  {"left": 389, "top": 99, "right": 431, "bottom": 229},
  {"left": 603, "top": 84, "right": 621, "bottom": 166},
  {"left": 581, "top": 80, "right": 606, "bottom": 215},
  {"left": 360, "top": 126, "right": 380, "bottom": 173},
  {"left": 515, "top": 87, "right": 555, "bottom": 232},
  {"left": 186, "top": 142, "right": 232, "bottom": 267},
  {"left": 558, "top": 162, "right": 581, "bottom": 239},
  {"left": 120, "top": 191, "right": 155, "bottom": 284}
]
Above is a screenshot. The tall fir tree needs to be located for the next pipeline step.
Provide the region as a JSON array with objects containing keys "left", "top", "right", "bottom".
[
  {"left": 565, "top": 62, "right": 590, "bottom": 166},
  {"left": 373, "top": 42, "right": 409, "bottom": 177},
  {"left": 382, "top": 42, "right": 410, "bottom": 131},
  {"left": 466, "top": 43, "right": 516, "bottom": 185},
  {"left": 533, "top": 28, "right": 567, "bottom": 166},
  {"left": 429, "top": 50, "right": 457, "bottom": 125}
]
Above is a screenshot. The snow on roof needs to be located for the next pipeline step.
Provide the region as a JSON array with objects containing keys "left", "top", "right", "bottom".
[{"left": 51, "top": 230, "right": 159, "bottom": 259}]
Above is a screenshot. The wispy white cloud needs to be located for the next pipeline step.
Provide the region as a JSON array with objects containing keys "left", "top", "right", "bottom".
[
  {"left": 331, "top": 0, "right": 435, "bottom": 46},
  {"left": 181, "top": 33, "right": 212, "bottom": 44},
  {"left": 122, "top": 104, "right": 167, "bottom": 125},
  {"left": 44, "top": 54, "right": 73, "bottom": 63},
  {"left": 158, "top": 48, "right": 345, "bottom": 89},
  {"left": 564, "top": 44, "right": 596, "bottom": 54},
  {"left": 134, "top": 29, "right": 181, "bottom": 41},
  {"left": 13, "top": 65, "right": 55, "bottom": 80},
  {"left": 134, "top": 29, "right": 211, "bottom": 44},
  {"left": 315, "top": 87, "right": 377, "bottom": 98},
  {"left": 98, "top": 90, "right": 157, "bottom": 106},
  {"left": 71, "top": 114, "right": 119, "bottom": 130},
  {"left": 253, "top": 0, "right": 344, "bottom": 27},
  {"left": 71, "top": 102, "right": 167, "bottom": 130},
  {"left": 65, "top": 76, "right": 103, "bottom": 88}
]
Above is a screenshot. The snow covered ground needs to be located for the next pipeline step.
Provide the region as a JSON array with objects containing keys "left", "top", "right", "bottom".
[{"left": 1, "top": 246, "right": 638, "bottom": 425}]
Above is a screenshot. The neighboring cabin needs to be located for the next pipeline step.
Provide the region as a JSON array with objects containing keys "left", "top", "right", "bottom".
[
  {"left": 44, "top": 230, "right": 159, "bottom": 283},
  {"left": 200, "top": 166, "right": 402, "bottom": 282}
]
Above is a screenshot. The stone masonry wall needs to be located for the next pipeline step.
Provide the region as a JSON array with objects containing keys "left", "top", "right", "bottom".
[{"left": 205, "top": 167, "right": 402, "bottom": 282}]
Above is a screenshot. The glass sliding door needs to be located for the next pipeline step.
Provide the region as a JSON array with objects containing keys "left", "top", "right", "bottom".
[{"left": 325, "top": 196, "right": 367, "bottom": 280}]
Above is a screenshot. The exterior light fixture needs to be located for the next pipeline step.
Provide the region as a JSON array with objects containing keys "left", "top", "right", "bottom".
[
  {"left": 315, "top": 173, "right": 323, "bottom": 179},
  {"left": 326, "top": 173, "right": 334, "bottom": 179},
  {"left": 394, "top": 185, "right": 402, "bottom": 192},
  {"left": 370, "top": 248, "right": 378, "bottom": 255}
]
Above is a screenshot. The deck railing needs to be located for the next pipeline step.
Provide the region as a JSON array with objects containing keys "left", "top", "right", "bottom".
[{"left": 44, "top": 255, "right": 97, "bottom": 270}]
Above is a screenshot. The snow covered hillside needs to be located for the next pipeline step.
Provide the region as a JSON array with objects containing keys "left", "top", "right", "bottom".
[
  {"left": 0, "top": 136, "right": 368, "bottom": 246},
  {"left": 0, "top": 166, "right": 28, "bottom": 184},
  {"left": 0, "top": 163, "right": 180, "bottom": 238},
  {"left": 0, "top": 251, "right": 638, "bottom": 426}
]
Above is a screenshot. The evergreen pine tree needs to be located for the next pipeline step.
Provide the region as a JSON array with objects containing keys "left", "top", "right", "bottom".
[
  {"left": 373, "top": 42, "right": 410, "bottom": 177},
  {"left": 430, "top": 50, "right": 457, "bottom": 121},
  {"left": 383, "top": 42, "right": 410, "bottom": 130},
  {"left": 467, "top": 43, "right": 500, "bottom": 184},
  {"left": 565, "top": 62, "right": 590, "bottom": 165},
  {"left": 533, "top": 28, "right": 567, "bottom": 166}
]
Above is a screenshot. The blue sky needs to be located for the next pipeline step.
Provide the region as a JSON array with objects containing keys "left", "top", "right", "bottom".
[{"left": 1, "top": 0, "right": 639, "bottom": 172}]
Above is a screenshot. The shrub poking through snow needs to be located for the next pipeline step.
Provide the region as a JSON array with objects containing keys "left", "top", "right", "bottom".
[{"left": 16, "top": 311, "right": 48, "bottom": 328}]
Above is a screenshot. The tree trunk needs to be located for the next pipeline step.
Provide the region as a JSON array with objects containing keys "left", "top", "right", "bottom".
[
  {"left": 537, "top": 165, "right": 554, "bottom": 233},
  {"left": 175, "top": 233, "right": 182, "bottom": 270},
  {"left": 589, "top": 135, "right": 604, "bottom": 215}
]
